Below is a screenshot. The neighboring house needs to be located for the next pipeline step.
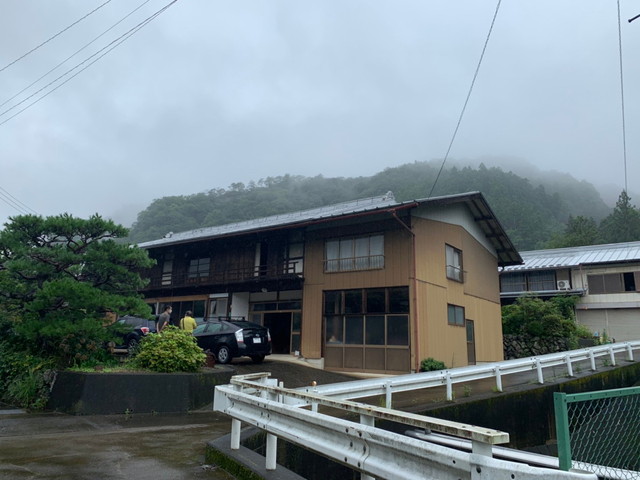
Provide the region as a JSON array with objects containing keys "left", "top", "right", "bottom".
[
  {"left": 500, "top": 241, "right": 640, "bottom": 342},
  {"left": 138, "top": 191, "right": 521, "bottom": 374}
]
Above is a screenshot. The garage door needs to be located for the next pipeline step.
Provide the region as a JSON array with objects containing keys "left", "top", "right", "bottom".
[{"left": 577, "top": 309, "right": 640, "bottom": 342}]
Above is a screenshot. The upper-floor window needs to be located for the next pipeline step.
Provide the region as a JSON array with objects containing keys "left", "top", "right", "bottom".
[
  {"left": 445, "top": 244, "right": 463, "bottom": 282},
  {"left": 188, "top": 257, "right": 210, "bottom": 279},
  {"left": 325, "top": 234, "right": 384, "bottom": 273},
  {"left": 588, "top": 272, "right": 638, "bottom": 295},
  {"left": 500, "top": 270, "right": 557, "bottom": 292}
]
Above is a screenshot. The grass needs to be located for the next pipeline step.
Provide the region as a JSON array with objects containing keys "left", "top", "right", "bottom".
[{"left": 67, "top": 363, "right": 143, "bottom": 373}]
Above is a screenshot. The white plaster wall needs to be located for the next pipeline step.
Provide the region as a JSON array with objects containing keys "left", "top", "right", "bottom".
[{"left": 413, "top": 203, "right": 496, "bottom": 256}]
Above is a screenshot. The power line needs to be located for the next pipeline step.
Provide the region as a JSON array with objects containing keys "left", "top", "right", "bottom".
[
  {"left": 617, "top": 0, "right": 628, "bottom": 193},
  {"left": 0, "top": 0, "right": 179, "bottom": 127},
  {"left": 428, "top": 0, "right": 502, "bottom": 198},
  {"left": 0, "top": 0, "right": 153, "bottom": 110},
  {"left": 0, "top": 0, "right": 113, "bottom": 74},
  {"left": 0, "top": 185, "right": 38, "bottom": 216}
]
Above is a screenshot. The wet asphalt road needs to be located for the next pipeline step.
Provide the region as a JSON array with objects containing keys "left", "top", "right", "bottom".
[
  {"left": 0, "top": 357, "right": 357, "bottom": 480},
  {"left": 3, "top": 354, "right": 629, "bottom": 479},
  {"left": 0, "top": 410, "right": 235, "bottom": 480}
]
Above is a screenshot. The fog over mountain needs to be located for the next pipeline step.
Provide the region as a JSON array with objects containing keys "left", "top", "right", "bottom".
[{"left": 1, "top": 2, "right": 638, "bottom": 228}]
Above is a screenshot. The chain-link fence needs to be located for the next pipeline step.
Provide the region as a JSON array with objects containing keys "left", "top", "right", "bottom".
[{"left": 554, "top": 387, "right": 640, "bottom": 479}]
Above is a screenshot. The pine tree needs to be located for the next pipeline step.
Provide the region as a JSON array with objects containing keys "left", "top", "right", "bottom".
[{"left": 600, "top": 191, "right": 640, "bottom": 243}]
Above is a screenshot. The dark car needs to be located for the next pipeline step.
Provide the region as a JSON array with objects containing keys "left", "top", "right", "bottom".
[
  {"left": 193, "top": 318, "right": 271, "bottom": 364},
  {"left": 113, "top": 315, "right": 157, "bottom": 353}
]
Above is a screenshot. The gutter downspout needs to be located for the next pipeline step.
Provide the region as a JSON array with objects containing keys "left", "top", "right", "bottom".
[{"left": 390, "top": 209, "right": 420, "bottom": 372}]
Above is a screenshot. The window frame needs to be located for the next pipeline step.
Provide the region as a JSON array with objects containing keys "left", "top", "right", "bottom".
[
  {"left": 588, "top": 272, "right": 640, "bottom": 294},
  {"left": 323, "top": 287, "right": 410, "bottom": 347},
  {"left": 188, "top": 257, "right": 210, "bottom": 279},
  {"left": 447, "top": 304, "right": 465, "bottom": 327},
  {"left": 324, "top": 233, "right": 385, "bottom": 273},
  {"left": 445, "top": 244, "right": 463, "bottom": 283}
]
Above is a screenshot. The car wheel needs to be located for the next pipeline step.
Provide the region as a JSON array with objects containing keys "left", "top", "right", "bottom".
[
  {"left": 250, "top": 354, "right": 265, "bottom": 364},
  {"left": 216, "top": 345, "right": 231, "bottom": 364},
  {"left": 127, "top": 338, "right": 140, "bottom": 356}
]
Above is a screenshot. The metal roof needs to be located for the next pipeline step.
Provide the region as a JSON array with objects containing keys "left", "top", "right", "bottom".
[
  {"left": 502, "top": 241, "right": 640, "bottom": 272},
  {"left": 138, "top": 191, "right": 398, "bottom": 248},
  {"left": 138, "top": 190, "right": 522, "bottom": 267}
]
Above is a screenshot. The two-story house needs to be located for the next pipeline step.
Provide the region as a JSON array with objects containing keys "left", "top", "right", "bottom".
[
  {"left": 138, "top": 191, "right": 521, "bottom": 374},
  {"left": 500, "top": 241, "right": 640, "bottom": 342}
]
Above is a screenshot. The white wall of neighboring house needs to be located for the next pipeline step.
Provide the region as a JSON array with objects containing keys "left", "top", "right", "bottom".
[{"left": 572, "top": 265, "right": 640, "bottom": 342}]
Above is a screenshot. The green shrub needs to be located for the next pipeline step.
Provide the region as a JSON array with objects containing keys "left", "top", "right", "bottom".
[
  {"left": 420, "top": 357, "right": 446, "bottom": 372},
  {"left": 574, "top": 323, "right": 593, "bottom": 339},
  {"left": 0, "top": 328, "right": 55, "bottom": 410},
  {"left": 5, "top": 370, "right": 51, "bottom": 410},
  {"left": 131, "top": 326, "right": 206, "bottom": 373}
]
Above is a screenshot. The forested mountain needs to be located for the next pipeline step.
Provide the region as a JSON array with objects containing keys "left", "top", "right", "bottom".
[{"left": 127, "top": 161, "right": 616, "bottom": 251}]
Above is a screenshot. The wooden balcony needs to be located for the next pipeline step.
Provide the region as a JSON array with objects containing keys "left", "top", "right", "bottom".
[{"left": 143, "top": 262, "right": 302, "bottom": 291}]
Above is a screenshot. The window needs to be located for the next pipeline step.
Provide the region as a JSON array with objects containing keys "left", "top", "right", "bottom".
[
  {"left": 500, "top": 270, "right": 557, "bottom": 292},
  {"left": 188, "top": 257, "right": 210, "bottom": 279},
  {"left": 284, "top": 231, "right": 304, "bottom": 274},
  {"left": 527, "top": 271, "right": 556, "bottom": 291},
  {"left": 588, "top": 272, "right": 639, "bottom": 294},
  {"left": 445, "top": 244, "right": 463, "bottom": 282},
  {"left": 325, "top": 234, "right": 384, "bottom": 272},
  {"left": 387, "top": 315, "right": 409, "bottom": 345},
  {"left": 447, "top": 304, "right": 465, "bottom": 326},
  {"left": 500, "top": 273, "right": 526, "bottom": 292},
  {"left": 323, "top": 287, "right": 410, "bottom": 346},
  {"left": 161, "top": 258, "right": 173, "bottom": 286}
]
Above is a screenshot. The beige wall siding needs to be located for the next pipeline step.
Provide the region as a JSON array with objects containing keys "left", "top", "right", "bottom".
[
  {"left": 301, "top": 221, "right": 413, "bottom": 359},
  {"left": 300, "top": 215, "right": 503, "bottom": 369},
  {"left": 412, "top": 218, "right": 503, "bottom": 367}
]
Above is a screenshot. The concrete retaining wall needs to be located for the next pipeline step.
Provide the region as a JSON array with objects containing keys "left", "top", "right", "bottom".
[{"left": 47, "top": 367, "right": 234, "bottom": 415}]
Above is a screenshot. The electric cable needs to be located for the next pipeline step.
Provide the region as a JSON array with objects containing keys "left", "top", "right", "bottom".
[
  {"left": 0, "top": 185, "right": 38, "bottom": 216},
  {"left": 0, "top": 0, "right": 113, "bottom": 74},
  {"left": 0, "top": 0, "right": 153, "bottom": 110},
  {"left": 0, "top": 0, "right": 179, "bottom": 127},
  {"left": 428, "top": 0, "right": 502, "bottom": 198}
]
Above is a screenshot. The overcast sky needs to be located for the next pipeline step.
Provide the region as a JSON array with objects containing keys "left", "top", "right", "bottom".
[{"left": 1, "top": 0, "right": 639, "bottom": 228}]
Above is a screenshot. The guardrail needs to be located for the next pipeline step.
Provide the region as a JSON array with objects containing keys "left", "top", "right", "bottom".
[
  {"left": 300, "top": 341, "right": 640, "bottom": 406},
  {"left": 214, "top": 374, "right": 597, "bottom": 479}
]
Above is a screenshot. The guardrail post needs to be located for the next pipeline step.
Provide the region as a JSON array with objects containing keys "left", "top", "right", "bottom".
[
  {"left": 608, "top": 347, "right": 616, "bottom": 366},
  {"left": 446, "top": 372, "right": 453, "bottom": 401},
  {"left": 627, "top": 343, "right": 634, "bottom": 361},
  {"left": 360, "top": 413, "right": 375, "bottom": 427},
  {"left": 494, "top": 366, "right": 503, "bottom": 393},
  {"left": 266, "top": 433, "right": 277, "bottom": 470},
  {"left": 589, "top": 350, "right": 597, "bottom": 371},
  {"left": 536, "top": 359, "right": 544, "bottom": 384},
  {"left": 231, "top": 419, "right": 241, "bottom": 450},
  {"left": 385, "top": 382, "right": 392, "bottom": 408},
  {"left": 565, "top": 355, "right": 574, "bottom": 377},
  {"left": 472, "top": 440, "right": 492, "bottom": 458}
]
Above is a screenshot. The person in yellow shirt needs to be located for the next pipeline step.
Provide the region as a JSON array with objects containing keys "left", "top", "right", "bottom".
[{"left": 179, "top": 310, "right": 197, "bottom": 333}]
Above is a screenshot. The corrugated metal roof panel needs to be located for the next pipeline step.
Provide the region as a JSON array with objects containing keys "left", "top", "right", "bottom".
[
  {"left": 503, "top": 241, "right": 640, "bottom": 271},
  {"left": 138, "top": 192, "right": 398, "bottom": 248},
  {"left": 137, "top": 190, "right": 522, "bottom": 266}
]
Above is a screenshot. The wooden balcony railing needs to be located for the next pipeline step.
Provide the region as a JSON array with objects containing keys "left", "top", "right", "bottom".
[
  {"left": 324, "top": 254, "right": 384, "bottom": 273},
  {"left": 144, "top": 262, "right": 302, "bottom": 290}
]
